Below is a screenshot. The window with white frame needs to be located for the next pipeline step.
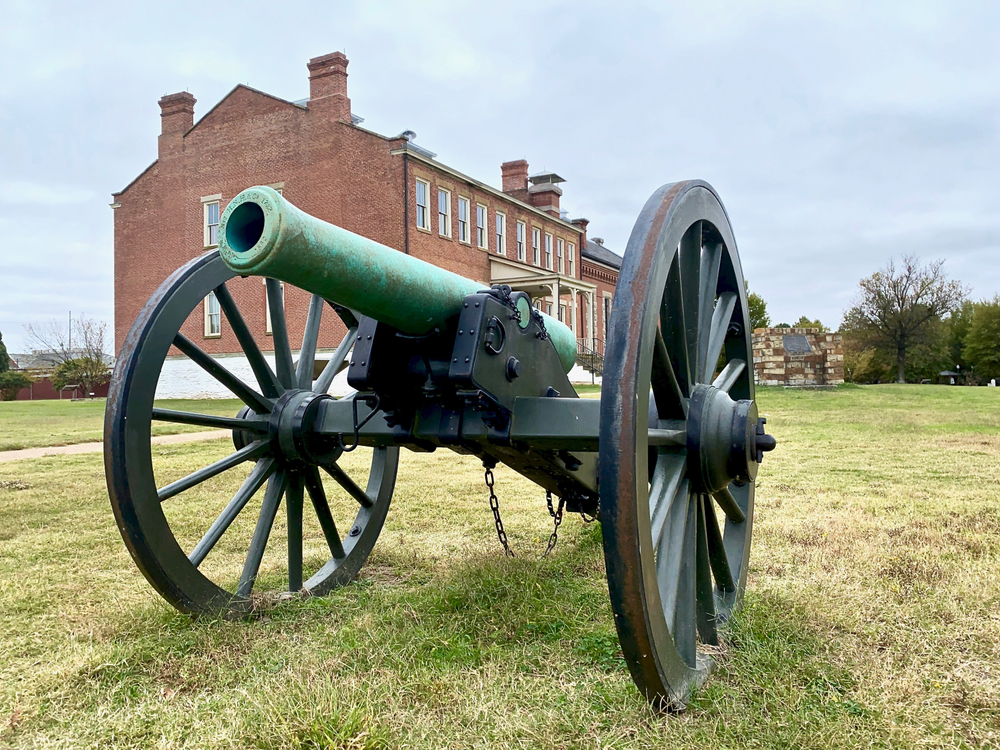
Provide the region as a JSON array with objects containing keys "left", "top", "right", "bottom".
[
  {"left": 532, "top": 227, "right": 540, "bottom": 265},
  {"left": 604, "top": 295, "right": 612, "bottom": 339},
  {"left": 203, "top": 196, "right": 221, "bottom": 247},
  {"left": 545, "top": 301, "right": 552, "bottom": 316},
  {"left": 557, "top": 238, "right": 565, "bottom": 274},
  {"left": 568, "top": 242, "right": 575, "bottom": 277},
  {"left": 416, "top": 179, "right": 430, "bottom": 230},
  {"left": 544, "top": 233, "right": 553, "bottom": 269},
  {"left": 458, "top": 197, "right": 470, "bottom": 242},
  {"left": 204, "top": 291, "right": 221, "bottom": 337},
  {"left": 476, "top": 204, "right": 487, "bottom": 249},
  {"left": 495, "top": 212, "right": 506, "bottom": 255},
  {"left": 559, "top": 304, "right": 566, "bottom": 323},
  {"left": 264, "top": 279, "right": 285, "bottom": 335},
  {"left": 438, "top": 188, "right": 451, "bottom": 237},
  {"left": 516, "top": 221, "right": 526, "bottom": 261}
]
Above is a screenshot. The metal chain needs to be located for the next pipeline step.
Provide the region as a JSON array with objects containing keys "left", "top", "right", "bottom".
[
  {"left": 543, "top": 490, "right": 566, "bottom": 557},
  {"left": 484, "top": 468, "right": 514, "bottom": 558}
]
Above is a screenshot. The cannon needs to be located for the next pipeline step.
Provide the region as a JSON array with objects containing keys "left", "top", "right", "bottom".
[{"left": 105, "top": 180, "right": 776, "bottom": 706}]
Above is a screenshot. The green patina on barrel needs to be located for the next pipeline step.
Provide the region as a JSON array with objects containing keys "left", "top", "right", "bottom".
[{"left": 218, "top": 187, "right": 577, "bottom": 372}]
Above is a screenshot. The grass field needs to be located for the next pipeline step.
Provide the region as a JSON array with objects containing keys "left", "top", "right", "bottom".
[
  {"left": 0, "top": 385, "right": 998, "bottom": 748},
  {"left": 0, "top": 398, "right": 245, "bottom": 451}
]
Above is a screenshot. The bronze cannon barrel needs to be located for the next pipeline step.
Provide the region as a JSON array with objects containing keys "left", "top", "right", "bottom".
[{"left": 218, "top": 186, "right": 578, "bottom": 372}]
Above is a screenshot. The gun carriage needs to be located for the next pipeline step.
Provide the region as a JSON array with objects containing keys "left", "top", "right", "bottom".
[{"left": 105, "top": 180, "right": 775, "bottom": 706}]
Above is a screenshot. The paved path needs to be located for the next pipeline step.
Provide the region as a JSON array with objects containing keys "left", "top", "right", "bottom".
[{"left": 0, "top": 430, "right": 229, "bottom": 463}]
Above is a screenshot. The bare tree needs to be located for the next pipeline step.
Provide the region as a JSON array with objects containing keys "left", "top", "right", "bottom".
[
  {"left": 23, "top": 316, "right": 112, "bottom": 394},
  {"left": 23, "top": 316, "right": 110, "bottom": 364},
  {"left": 842, "top": 255, "right": 967, "bottom": 383},
  {"left": 23, "top": 319, "right": 74, "bottom": 365}
]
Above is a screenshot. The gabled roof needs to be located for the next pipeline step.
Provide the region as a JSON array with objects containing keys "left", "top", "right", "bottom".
[{"left": 582, "top": 240, "right": 622, "bottom": 270}]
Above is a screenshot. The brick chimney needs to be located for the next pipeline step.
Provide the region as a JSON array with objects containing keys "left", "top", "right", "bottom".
[
  {"left": 159, "top": 92, "right": 195, "bottom": 135},
  {"left": 571, "top": 217, "right": 589, "bottom": 248},
  {"left": 307, "top": 52, "right": 351, "bottom": 122},
  {"left": 528, "top": 171, "right": 565, "bottom": 217},
  {"left": 501, "top": 160, "right": 529, "bottom": 201},
  {"left": 158, "top": 92, "right": 195, "bottom": 157}
]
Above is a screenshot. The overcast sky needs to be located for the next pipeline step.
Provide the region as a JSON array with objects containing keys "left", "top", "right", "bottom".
[{"left": 1, "top": 0, "right": 998, "bottom": 354}]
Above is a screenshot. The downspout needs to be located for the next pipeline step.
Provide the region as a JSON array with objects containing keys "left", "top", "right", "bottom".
[{"left": 403, "top": 150, "right": 411, "bottom": 255}]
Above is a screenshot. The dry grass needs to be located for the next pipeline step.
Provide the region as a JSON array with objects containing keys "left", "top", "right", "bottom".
[{"left": 0, "top": 384, "right": 998, "bottom": 748}]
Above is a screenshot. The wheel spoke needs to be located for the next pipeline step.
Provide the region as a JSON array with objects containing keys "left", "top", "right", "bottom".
[
  {"left": 267, "top": 278, "right": 296, "bottom": 389},
  {"left": 296, "top": 295, "right": 324, "bottom": 389},
  {"left": 661, "top": 258, "right": 692, "bottom": 397},
  {"left": 702, "top": 493, "right": 736, "bottom": 592},
  {"left": 188, "top": 458, "right": 276, "bottom": 567},
  {"left": 151, "top": 408, "right": 268, "bottom": 432},
  {"left": 647, "top": 427, "right": 686, "bottom": 447},
  {"left": 703, "top": 292, "right": 737, "bottom": 384},
  {"left": 649, "top": 455, "right": 686, "bottom": 547},
  {"left": 237, "top": 469, "right": 289, "bottom": 598},
  {"left": 321, "top": 460, "right": 374, "bottom": 509},
  {"left": 656, "top": 489, "right": 698, "bottom": 667},
  {"left": 712, "top": 358, "right": 746, "bottom": 393},
  {"left": 157, "top": 440, "right": 269, "bottom": 503},
  {"left": 286, "top": 473, "right": 304, "bottom": 591},
  {"left": 215, "top": 282, "right": 282, "bottom": 398},
  {"left": 172, "top": 333, "right": 272, "bottom": 414},
  {"left": 696, "top": 242, "right": 722, "bottom": 382},
  {"left": 652, "top": 328, "right": 687, "bottom": 419},
  {"left": 314, "top": 327, "right": 357, "bottom": 395},
  {"left": 303, "top": 468, "right": 346, "bottom": 559},
  {"left": 712, "top": 484, "right": 747, "bottom": 524},
  {"left": 695, "top": 495, "right": 719, "bottom": 645},
  {"left": 678, "top": 221, "right": 702, "bottom": 385}
]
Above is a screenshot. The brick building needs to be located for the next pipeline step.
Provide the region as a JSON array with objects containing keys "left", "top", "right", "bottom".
[{"left": 112, "top": 52, "right": 620, "bottom": 396}]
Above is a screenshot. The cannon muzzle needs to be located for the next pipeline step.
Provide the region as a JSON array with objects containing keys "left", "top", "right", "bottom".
[{"left": 218, "top": 186, "right": 577, "bottom": 372}]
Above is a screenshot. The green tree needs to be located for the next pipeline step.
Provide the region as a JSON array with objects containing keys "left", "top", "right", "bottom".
[
  {"left": 842, "top": 255, "right": 967, "bottom": 383},
  {"left": 745, "top": 281, "right": 770, "bottom": 331},
  {"left": 52, "top": 357, "right": 111, "bottom": 396},
  {"left": 948, "top": 300, "right": 976, "bottom": 372},
  {"left": 792, "top": 316, "right": 828, "bottom": 332},
  {"left": 0, "top": 330, "right": 8, "bottom": 373},
  {"left": 0, "top": 370, "right": 32, "bottom": 400},
  {"left": 964, "top": 296, "right": 1000, "bottom": 380}
]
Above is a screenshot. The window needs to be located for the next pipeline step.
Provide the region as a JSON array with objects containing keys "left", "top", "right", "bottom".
[
  {"left": 568, "top": 242, "right": 575, "bottom": 277},
  {"left": 557, "top": 238, "right": 565, "bottom": 274},
  {"left": 495, "top": 212, "right": 506, "bottom": 255},
  {"left": 416, "top": 179, "right": 430, "bottom": 230},
  {"left": 532, "top": 228, "right": 540, "bottom": 265},
  {"left": 458, "top": 197, "right": 470, "bottom": 242},
  {"left": 476, "top": 204, "right": 487, "bottom": 249},
  {"left": 604, "top": 295, "right": 612, "bottom": 338},
  {"left": 203, "top": 197, "right": 221, "bottom": 247},
  {"left": 438, "top": 188, "right": 451, "bottom": 237},
  {"left": 545, "top": 302, "right": 552, "bottom": 316},
  {"left": 544, "top": 233, "right": 553, "bottom": 269},
  {"left": 516, "top": 221, "right": 526, "bottom": 261},
  {"left": 204, "top": 291, "right": 221, "bottom": 337},
  {"left": 264, "top": 279, "right": 284, "bottom": 335}
]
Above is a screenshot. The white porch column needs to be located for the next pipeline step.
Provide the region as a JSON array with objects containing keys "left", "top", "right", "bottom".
[
  {"left": 586, "top": 291, "right": 595, "bottom": 347},
  {"left": 570, "top": 289, "right": 578, "bottom": 337}
]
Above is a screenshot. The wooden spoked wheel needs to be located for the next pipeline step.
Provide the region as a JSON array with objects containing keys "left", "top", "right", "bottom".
[
  {"left": 600, "top": 181, "right": 769, "bottom": 706},
  {"left": 105, "top": 250, "right": 398, "bottom": 616}
]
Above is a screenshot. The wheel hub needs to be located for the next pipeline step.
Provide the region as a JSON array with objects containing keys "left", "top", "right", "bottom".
[
  {"left": 685, "top": 384, "right": 776, "bottom": 493},
  {"left": 234, "top": 391, "right": 341, "bottom": 467}
]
